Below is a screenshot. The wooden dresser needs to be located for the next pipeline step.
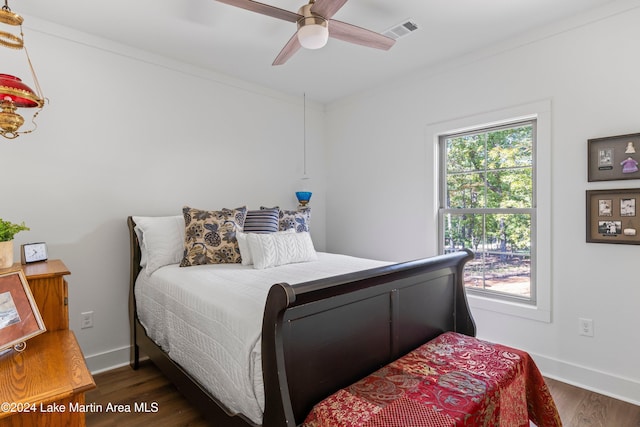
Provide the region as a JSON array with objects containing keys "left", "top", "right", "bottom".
[{"left": 0, "top": 260, "right": 95, "bottom": 427}]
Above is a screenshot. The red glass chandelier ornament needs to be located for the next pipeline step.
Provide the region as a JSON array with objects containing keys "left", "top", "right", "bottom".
[{"left": 0, "top": 0, "right": 45, "bottom": 140}]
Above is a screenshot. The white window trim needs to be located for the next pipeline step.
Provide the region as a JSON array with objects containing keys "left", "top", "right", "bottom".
[{"left": 426, "top": 100, "right": 551, "bottom": 323}]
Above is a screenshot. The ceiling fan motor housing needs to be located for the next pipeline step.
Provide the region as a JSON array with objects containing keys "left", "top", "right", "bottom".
[{"left": 297, "top": 4, "right": 328, "bottom": 49}]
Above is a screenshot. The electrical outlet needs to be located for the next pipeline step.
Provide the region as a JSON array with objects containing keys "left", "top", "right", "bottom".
[
  {"left": 578, "top": 317, "right": 593, "bottom": 337},
  {"left": 81, "top": 311, "right": 94, "bottom": 329}
]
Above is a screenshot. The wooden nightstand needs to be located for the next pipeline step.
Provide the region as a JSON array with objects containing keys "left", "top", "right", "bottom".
[
  {"left": 0, "top": 260, "right": 95, "bottom": 426},
  {"left": 21, "top": 259, "right": 70, "bottom": 331},
  {"left": 0, "top": 330, "right": 95, "bottom": 426}
]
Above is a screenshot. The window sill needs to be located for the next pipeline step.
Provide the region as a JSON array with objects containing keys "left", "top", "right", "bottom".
[{"left": 467, "top": 293, "right": 551, "bottom": 323}]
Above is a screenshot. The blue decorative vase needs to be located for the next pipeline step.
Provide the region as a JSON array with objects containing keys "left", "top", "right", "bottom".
[{"left": 295, "top": 191, "right": 312, "bottom": 207}]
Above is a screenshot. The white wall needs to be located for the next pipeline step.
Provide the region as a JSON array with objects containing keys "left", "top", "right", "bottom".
[
  {"left": 5, "top": 3, "right": 639, "bottom": 406},
  {"left": 2, "top": 18, "right": 326, "bottom": 372},
  {"left": 325, "top": 2, "right": 640, "bottom": 404}
]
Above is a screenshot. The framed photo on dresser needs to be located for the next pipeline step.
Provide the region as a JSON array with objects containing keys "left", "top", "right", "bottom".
[{"left": 0, "top": 268, "right": 46, "bottom": 353}]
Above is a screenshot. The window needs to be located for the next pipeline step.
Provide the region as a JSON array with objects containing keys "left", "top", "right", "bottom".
[
  {"left": 439, "top": 120, "right": 536, "bottom": 303},
  {"left": 429, "top": 101, "right": 550, "bottom": 321}
]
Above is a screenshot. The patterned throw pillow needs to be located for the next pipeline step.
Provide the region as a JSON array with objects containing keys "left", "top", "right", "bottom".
[
  {"left": 279, "top": 207, "right": 311, "bottom": 232},
  {"left": 180, "top": 206, "right": 247, "bottom": 266},
  {"left": 243, "top": 208, "right": 280, "bottom": 233}
]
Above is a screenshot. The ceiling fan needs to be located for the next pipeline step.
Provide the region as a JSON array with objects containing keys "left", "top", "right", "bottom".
[{"left": 214, "top": 0, "right": 396, "bottom": 65}]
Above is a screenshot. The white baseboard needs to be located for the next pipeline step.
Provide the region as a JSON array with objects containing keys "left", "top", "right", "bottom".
[
  {"left": 83, "top": 345, "right": 640, "bottom": 407},
  {"left": 84, "top": 345, "right": 131, "bottom": 375},
  {"left": 531, "top": 351, "right": 640, "bottom": 406}
]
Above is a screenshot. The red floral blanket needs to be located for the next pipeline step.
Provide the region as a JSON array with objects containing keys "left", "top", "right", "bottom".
[{"left": 303, "top": 332, "right": 562, "bottom": 427}]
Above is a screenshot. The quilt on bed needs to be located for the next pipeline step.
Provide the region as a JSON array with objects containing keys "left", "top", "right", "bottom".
[
  {"left": 135, "top": 252, "right": 390, "bottom": 425},
  {"left": 303, "top": 332, "right": 562, "bottom": 427}
]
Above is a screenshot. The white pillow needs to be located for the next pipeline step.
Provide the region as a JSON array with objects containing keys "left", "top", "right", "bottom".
[
  {"left": 132, "top": 215, "right": 185, "bottom": 275},
  {"left": 237, "top": 229, "right": 295, "bottom": 266},
  {"left": 247, "top": 231, "right": 317, "bottom": 270},
  {"left": 236, "top": 232, "right": 252, "bottom": 266}
]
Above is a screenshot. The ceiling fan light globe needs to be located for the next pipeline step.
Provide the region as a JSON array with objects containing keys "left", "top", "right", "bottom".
[{"left": 298, "top": 24, "right": 328, "bottom": 49}]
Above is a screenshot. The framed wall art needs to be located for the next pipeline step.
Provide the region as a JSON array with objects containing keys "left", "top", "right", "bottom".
[
  {"left": 588, "top": 132, "right": 640, "bottom": 181},
  {"left": 0, "top": 267, "right": 45, "bottom": 353},
  {"left": 586, "top": 188, "right": 640, "bottom": 244}
]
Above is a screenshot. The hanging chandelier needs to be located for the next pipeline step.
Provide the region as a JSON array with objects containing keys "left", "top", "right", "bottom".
[{"left": 0, "top": 0, "right": 45, "bottom": 140}]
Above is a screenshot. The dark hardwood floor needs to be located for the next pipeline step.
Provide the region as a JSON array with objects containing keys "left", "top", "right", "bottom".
[
  {"left": 544, "top": 378, "right": 640, "bottom": 427},
  {"left": 85, "top": 361, "right": 640, "bottom": 427},
  {"left": 85, "top": 361, "right": 209, "bottom": 427}
]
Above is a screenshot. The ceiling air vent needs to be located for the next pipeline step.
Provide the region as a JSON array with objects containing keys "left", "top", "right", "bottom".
[{"left": 382, "top": 19, "right": 418, "bottom": 40}]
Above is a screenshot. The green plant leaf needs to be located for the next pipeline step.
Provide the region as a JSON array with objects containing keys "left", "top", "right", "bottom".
[{"left": 0, "top": 218, "right": 29, "bottom": 242}]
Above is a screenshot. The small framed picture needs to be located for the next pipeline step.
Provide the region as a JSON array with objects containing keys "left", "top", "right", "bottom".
[
  {"left": 598, "top": 199, "right": 612, "bottom": 216},
  {"left": 587, "top": 189, "right": 640, "bottom": 244},
  {"left": 597, "top": 220, "right": 621, "bottom": 235},
  {"left": 0, "top": 268, "right": 46, "bottom": 353},
  {"left": 597, "top": 148, "right": 613, "bottom": 170},
  {"left": 620, "top": 198, "right": 636, "bottom": 217}
]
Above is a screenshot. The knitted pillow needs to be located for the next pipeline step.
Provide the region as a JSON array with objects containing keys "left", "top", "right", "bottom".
[{"left": 247, "top": 231, "right": 317, "bottom": 269}]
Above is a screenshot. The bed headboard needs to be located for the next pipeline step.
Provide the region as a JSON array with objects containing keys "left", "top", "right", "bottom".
[
  {"left": 128, "top": 217, "right": 142, "bottom": 288},
  {"left": 127, "top": 216, "right": 143, "bottom": 366}
]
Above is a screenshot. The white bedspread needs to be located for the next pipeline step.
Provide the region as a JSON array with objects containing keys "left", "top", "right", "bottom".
[{"left": 135, "top": 252, "right": 390, "bottom": 425}]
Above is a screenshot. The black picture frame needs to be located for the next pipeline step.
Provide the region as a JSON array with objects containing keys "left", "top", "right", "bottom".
[
  {"left": 586, "top": 188, "right": 640, "bottom": 244},
  {"left": 588, "top": 133, "right": 640, "bottom": 181}
]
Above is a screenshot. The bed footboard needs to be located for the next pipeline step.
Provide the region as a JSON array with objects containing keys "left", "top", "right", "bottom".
[{"left": 261, "top": 249, "right": 474, "bottom": 426}]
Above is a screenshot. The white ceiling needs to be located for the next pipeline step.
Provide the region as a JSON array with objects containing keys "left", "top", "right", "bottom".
[{"left": 15, "top": 0, "right": 625, "bottom": 103}]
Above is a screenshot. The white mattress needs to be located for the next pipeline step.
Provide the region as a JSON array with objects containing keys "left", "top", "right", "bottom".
[{"left": 135, "top": 252, "right": 390, "bottom": 425}]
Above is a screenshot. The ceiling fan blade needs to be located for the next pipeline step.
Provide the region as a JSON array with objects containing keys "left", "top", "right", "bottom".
[
  {"left": 215, "top": 0, "right": 300, "bottom": 23},
  {"left": 328, "top": 19, "right": 395, "bottom": 50},
  {"left": 272, "top": 32, "right": 302, "bottom": 65},
  {"left": 310, "top": 0, "right": 348, "bottom": 19}
]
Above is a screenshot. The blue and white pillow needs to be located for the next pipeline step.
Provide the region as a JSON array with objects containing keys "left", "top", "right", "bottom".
[
  {"left": 243, "top": 208, "right": 280, "bottom": 233},
  {"left": 279, "top": 207, "right": 311, "bottom": 232}
]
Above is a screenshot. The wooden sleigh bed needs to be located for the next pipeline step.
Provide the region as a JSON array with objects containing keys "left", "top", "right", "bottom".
[{"left": 128, "top": 216, "right": 481, "bottom": 426}]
